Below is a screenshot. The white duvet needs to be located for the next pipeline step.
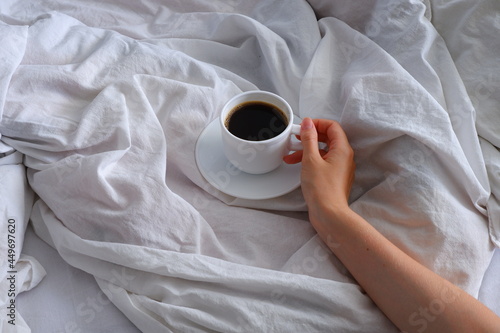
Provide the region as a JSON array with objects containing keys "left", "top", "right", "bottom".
[{"left": 1, "top": 0, "right": 498, "bottom": 332}]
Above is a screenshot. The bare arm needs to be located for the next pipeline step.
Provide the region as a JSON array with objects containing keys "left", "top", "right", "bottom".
[{"left": 284, "top": 117, "right": 500, "bottom": 333}]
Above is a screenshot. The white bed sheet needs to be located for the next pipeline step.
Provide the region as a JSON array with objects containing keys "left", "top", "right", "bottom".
[
  {"left": 17, "top": 226, "right": 140, "bottom": 333},
  {"left": 0, "top": 0, "right": 499, "bottom": 332},
  {"left": 14, "top": 207, "right": 500, "bottom": 332},
  {"left": 480, "top": 248, "right": 500, "bottom": 317}
]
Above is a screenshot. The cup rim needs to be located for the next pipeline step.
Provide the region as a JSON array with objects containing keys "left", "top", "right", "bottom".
[{"left": 219, "top": 91, "right": 294, "bottom": 144}]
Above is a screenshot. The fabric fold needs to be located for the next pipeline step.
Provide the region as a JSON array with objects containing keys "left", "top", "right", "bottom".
[{"left": 0, "top": 0, "right": 497, "bottom": 331}]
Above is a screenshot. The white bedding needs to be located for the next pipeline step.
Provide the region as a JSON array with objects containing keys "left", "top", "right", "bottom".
[
  {"left": 18, "top": 226, "right": 140, "bottom": 333},
  {"left": 1, "top": 0, "right": 499, "bottom": 332},
  {"left": 14, "top": 223, "right": 500, "bottom": 332}
]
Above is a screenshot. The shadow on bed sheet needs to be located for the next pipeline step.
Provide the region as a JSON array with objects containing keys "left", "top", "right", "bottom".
[{"left": 17, "top": 225, "right": 141, "bottom": 333}]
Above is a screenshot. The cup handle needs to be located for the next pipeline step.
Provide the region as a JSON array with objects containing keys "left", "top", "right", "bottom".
[{"left": 288, "top": 124, "right": 303, "bottom": 151}]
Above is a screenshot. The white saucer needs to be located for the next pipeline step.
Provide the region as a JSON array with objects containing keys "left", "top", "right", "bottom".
[{"left": 195, "top": 118, "right": 302, "bottom": 200}]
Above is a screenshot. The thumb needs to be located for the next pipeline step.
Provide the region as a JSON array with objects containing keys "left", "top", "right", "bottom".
[{"left": 300, "top": 117, "right": 321, "bottom": 161}]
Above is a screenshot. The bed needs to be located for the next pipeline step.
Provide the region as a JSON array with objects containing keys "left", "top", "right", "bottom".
[{"left": 1, "top": 0, "right": 499, "bottom": 332}]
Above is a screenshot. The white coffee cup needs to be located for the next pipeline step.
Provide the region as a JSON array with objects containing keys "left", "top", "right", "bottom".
[{"left": 219, "top": 91, "right": 302, "bottom": 174}]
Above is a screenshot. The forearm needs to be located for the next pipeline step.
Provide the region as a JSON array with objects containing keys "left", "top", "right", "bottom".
[
  {"left": 291, "top": 118, "right": 499, "bottom": 331},
  {"left": 312, "top": 206, "right": 500, "bottom": 333}
]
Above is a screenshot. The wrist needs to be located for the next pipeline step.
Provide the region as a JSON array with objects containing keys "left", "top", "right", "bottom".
[
  {"left": 309, "top": 196, "right": 352, "bottom": 220},
  {"left": 308, "top": 199, "right": 354, "bottom": 236}
]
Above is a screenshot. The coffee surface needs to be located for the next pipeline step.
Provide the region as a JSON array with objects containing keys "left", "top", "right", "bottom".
[{"left": 226, "top": 101, "right": 288, "bottom": 141}]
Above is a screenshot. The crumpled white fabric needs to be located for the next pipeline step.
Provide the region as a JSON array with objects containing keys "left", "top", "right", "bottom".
[
  {"left": 0, "top": 0, "right": 496, "bottom": 332},
  {"left": 430, "top": 0, "right": 500, "bottom": 247},
  {"left": 0, "top": 254, "right": 45, "bottom": 333},
  {"left": 0, "top": 24, "right": 45, "bottom": 333},
  {"left": 0, "top": 154, "right": 45, "bottom": 333}
]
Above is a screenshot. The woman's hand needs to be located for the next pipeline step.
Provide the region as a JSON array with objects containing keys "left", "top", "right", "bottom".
[{"left": 284, "top": 117, "right": 355, "bottom": 222}]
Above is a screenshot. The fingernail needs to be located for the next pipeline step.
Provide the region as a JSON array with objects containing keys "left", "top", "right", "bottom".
[{"left": 301, "top": 117, "right": 314, "bottom": 130}]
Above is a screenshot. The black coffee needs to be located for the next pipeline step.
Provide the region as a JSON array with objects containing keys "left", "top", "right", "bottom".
[{"left": 225, "top": 101, "right": 288, "bottom": 141}]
